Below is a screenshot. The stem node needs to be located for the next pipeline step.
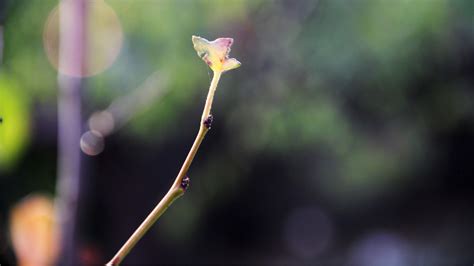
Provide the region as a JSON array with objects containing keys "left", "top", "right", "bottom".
[
  {"left": 180, "top": 176, "right": 190, "bottom": 191},
  {"left": 203, "top": 114, "right": 214, "bottom": 129}
]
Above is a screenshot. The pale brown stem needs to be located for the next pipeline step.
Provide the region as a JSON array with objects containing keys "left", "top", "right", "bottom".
[{"left": 107, "top": 71, "right": 222, "bottom": 265}]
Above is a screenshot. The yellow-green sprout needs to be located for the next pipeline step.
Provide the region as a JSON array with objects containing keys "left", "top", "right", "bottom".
[{"left": 192, "top": 35, "right": 241, "bottom": 73}]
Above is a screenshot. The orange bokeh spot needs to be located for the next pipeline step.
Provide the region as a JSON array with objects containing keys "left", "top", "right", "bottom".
[{"left": 10, "top": 194, "right": 60, "bottom": 266}]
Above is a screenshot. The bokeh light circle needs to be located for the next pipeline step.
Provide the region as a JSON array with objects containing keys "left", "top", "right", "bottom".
[
  {"left": 80, "top": 130, "right": 105, "bottom": 156},
  {"left": 43, "top": 0, "right": 123, "bottom": 77},
  {"left": 283, "top": 206, "right": 333, "bottom": 259},
  {"left": 348, "top": 232, "right": 410, "bottom": 266},
  {"left": 10, "top": 194, "right": 59, "bottom": 266},
  {"left": 88, "top": 111, "right": 115, "bottom": 137}
]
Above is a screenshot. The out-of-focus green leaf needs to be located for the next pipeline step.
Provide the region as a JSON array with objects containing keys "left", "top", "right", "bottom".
[{"left": 0, "top": 75, "right": 30, "bottom": 171}]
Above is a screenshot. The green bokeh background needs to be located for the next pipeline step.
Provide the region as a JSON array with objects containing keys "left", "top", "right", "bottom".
[{"left": 1, "top": 0, "right": 474, "bottom": 264}]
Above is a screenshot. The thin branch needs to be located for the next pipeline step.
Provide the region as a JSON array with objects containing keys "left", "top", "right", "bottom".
[{"left": 107, "top": 70, "right": 222, "bottom": 266}]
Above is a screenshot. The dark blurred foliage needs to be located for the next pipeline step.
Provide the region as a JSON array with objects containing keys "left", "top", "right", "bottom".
[{"left": 1, "top": 0, "right": 474, "bottom": 265}]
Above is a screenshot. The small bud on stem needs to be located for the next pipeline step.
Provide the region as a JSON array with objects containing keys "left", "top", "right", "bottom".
[
  {"left": 180, "top": 176, "right": 190, "bottom": 191},
  {"left": 203, "top": 114, "right": 213, "bottom": 129}
]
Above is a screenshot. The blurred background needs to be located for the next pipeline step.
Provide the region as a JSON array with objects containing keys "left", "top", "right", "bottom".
[{"left": 1, "top": 0, "right": 474, "bottom": 265}]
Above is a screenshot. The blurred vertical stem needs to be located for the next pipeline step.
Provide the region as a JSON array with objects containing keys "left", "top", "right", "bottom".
[
  {"left": 55, "top": 0, "right": 87, "bottom": 264},
  {"left": 107, "top": 70, "right": 222, "bottom": 265}
]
